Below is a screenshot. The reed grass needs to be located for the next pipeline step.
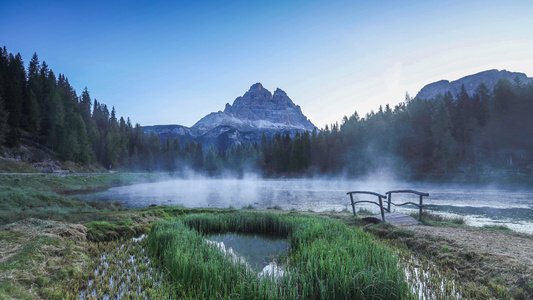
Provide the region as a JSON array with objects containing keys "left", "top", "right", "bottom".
[
  {"left": 78, "top": 235, "right": 178, "bottom": 299},
  {"left": 148, "top": 212, "right": 413, "bottom": 299}
]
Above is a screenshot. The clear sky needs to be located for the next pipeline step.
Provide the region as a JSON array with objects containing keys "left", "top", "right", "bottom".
[{"left": 1, "top": 0, "right": 532, "bottom": 128}]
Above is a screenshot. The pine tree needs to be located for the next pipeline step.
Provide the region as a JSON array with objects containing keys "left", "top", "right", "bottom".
[
  {"left": 472, "top": 83, "right": 491, "bottom": 127},
  {"left": 0, "top": 95, "right": 9, "bottom": 145},
  {"left": 431, "top": 95, "right": 457, "bottom": 175},
  {"left": 23, "top": 53, "right": 41, "bottom": 138},
  {"left": 194, "top": 142, "right": 204, "bottom": 170},
  {"left": 205, "top": 145, "right": 222, "bottom": 174},
  {"left": 79, "top": 88, "right": 92, "bottom": 124},
  {"left": 4, "top": 53, "right": 26, "bottom": 145}
]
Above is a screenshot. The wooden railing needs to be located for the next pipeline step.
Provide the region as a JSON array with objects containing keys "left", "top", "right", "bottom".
[
  {"left": 385, "top": 190, "right": 429, "bottom": 221},
  {"left": 347, "top": 190, "right": 429, "bottom": 222},
  {"left": 347, "top": 191, "right": 388, "bottom": 222}
]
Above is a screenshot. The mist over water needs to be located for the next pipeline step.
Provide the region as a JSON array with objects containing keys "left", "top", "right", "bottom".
[{"left": 83, "top": 175, "right": 533, "bottom": 234}]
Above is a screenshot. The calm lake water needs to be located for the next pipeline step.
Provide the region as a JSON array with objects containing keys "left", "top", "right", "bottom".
[{"left": 82, "top": 178, "right": 533, "bottom": 233}]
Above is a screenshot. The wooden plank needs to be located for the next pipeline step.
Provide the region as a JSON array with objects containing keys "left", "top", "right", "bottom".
[{"left": 371, "top": 212, "right": 421, "bottom": 226}]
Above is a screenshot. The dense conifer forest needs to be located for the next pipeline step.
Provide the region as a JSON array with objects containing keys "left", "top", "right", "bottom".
[{"left": 1, "top": 47, "right": 532, "bottom": 179}]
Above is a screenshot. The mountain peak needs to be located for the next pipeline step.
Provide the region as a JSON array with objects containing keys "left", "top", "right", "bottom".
[
  {"left": 273, "top": 88, "right": 287, "bottom": 96},
  {"left": 193, "top": 83, "right": 315, "bottom": 132},
  {"left": 249, "top": 82, "right": 264, "bottom": 92}
]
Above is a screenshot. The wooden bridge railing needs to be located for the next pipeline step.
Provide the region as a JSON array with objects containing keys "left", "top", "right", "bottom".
[
  {"left": 347, "top": 190, "right": 430, "bottom": 222},
  {"left": 385, "top": 190, "right": 429, "bottom": 221},
  {"left": 347, "top": 191, "right": 388, "bottom": 222}
]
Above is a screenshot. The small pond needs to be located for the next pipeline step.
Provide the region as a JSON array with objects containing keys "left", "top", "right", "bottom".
[{"left": 207, "top": 232, "right": 288, "bottom": 273}]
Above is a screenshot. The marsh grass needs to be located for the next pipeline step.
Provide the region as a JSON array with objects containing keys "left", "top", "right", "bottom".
[
  {"left": 398, "top": 249, "right": 461, "bottom": 299},
  {"left": 78, "top": 236, "right": 177, "bottom": 299},
  {"left": 357, "top": 208, "right": 375, "bottom": 215},
  {"left": 414, "top": 211, "right": 466, "bottom": 226},
  {"left": 148, "top": 212, "right": 413, "bottom": 299}
]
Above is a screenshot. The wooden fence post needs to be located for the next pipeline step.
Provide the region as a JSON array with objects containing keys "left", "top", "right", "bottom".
[
  {"left": 350, "top": 193, "right": 356, "bottom": 216},
  {"left": 378, "top": 196, "right": 386, "bottom": 222},
  {"left": 419, "top": 194, "right": 424, "bottom": 220}
]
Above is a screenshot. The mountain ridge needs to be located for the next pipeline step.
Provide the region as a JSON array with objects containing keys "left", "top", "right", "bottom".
[{"left": 415, "top": 69, "right": 533, "bottom": 100}]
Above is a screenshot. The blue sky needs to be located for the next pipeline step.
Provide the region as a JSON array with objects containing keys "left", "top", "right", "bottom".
[{"left": 1, "top": 0, "right": 532, "bottom": 127}]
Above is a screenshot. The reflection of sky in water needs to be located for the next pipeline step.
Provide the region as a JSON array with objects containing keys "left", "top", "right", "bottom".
[
  {"left": 81, "top": 178, "right": 533, "bottom": 234},
  {"left": 208, "top": 233, "right": 287, "bottom": 271}
]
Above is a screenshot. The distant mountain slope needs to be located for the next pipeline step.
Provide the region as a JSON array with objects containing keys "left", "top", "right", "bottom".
[
  {"left": 415, "top": 69, "right": 533, "bottom": 100},
  {"left": 142, "top": 124, "right": 195, "bottom": 144},
  {"left": 143, "top": 83, "right": 316, "bottom": 150}
]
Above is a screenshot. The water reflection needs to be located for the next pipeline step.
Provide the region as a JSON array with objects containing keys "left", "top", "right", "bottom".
[{"left": 207, "top": 233, "right": 287, "bottom": 271}]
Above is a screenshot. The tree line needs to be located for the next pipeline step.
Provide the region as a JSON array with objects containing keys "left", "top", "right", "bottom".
[
  {"left": 1, "top": 47, "right": 532, "bottom": 178},
  {"left": 191, "top": 78, "right": 533, "bottom": 178},
  {"left": 259, "top": 79, "right": 533, "bottom": 178}
]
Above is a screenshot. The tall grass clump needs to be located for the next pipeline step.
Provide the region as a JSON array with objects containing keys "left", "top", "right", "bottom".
[
  {"left": 148, "top": 212, "right": 412, "bottom": 299},
  {"left": 416, "top": 211, "right": 466, "bottom": 225}
]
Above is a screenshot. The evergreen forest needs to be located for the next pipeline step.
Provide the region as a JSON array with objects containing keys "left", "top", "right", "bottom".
[{"left": 1, "top": 47, "right": 532, "bottom": 180}]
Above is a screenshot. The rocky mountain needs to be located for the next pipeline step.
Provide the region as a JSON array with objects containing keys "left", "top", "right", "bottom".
[
  {"left": 143, "top": 83, "right": 317, "bottom": 150},
  {"left": 191, "top": 83, "right": 315, "bottom": 133},
  {"left": 415, "top": 69, "right": 533, "bottom": 100}
]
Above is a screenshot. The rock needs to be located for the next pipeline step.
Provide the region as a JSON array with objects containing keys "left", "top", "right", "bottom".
[{"left": 193, "top": 83, "right": 316, "bottom": 133}]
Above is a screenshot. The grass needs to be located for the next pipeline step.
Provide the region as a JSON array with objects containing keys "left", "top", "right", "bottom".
[
  {"left": 241, "top": 204, "right": 256, "bottom": 210},
  {"left": 0, "top": 157, "right": 38, "bottom": 173},
  {"left": 268, "top": 205, "right": 283, "bottom": 210},
  {"left": 148, "top": 211, "right": 413, "bottom": 299},
  {"left": 0, "top": 220, "right": 89, "bottom": 299},
  {"left": 357, "top": 208, "right": 375, "bottom": 215},
  {"left": 413, "top": 211, "right": 466, "bottom": 226},
  {"left": 78, "top": 236, "right": 178, "bottom": 299},
  {"left": 85, "top": 218, "right": 145, "bottom": 242},
  {"left": 0, "top": 173, "right": 166, "bottom": 225},
  {"left": 481, "top": 224, "right": 513, "bottom": 233}
]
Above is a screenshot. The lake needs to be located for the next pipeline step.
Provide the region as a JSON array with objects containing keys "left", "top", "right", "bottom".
[{"left": 82, "top": 177, "right": 533, "bottom": 233}]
